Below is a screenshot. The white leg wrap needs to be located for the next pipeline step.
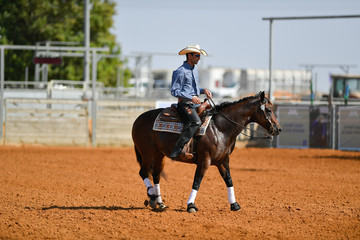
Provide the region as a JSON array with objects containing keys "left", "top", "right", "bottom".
[
  {"left": 187, "top": 189, "right": 198, "bottom": 205},
  {"left": 143, "top": 178, "right": 152, "bottom": 188},
  {"left": 154, "top": 184, "right": 162, "bottom": 203},
  {"left": 147, "top": 187, "right": 155, "bottom": 196},
  {"left": 227, "top": 186, "right": 236, "bottom": 204},
  {"left": 144, "top": 178, "right": 155, "bottom": 195}
]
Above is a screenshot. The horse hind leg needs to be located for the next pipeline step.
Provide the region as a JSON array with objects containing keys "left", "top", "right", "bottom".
[
  {"left": 137, "top": 147, "right": 166, "bottom": 211},
  {"left": 135, "top": 146, "right": 157, "bottom": 206},
  {"left": 149, "top": 155, "right": 166, "bottom": 211},
  {"left": 139, "top": 168, "right": 157, "bottom": 204}
]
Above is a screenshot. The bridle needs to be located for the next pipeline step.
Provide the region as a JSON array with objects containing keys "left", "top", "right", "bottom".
[{"left": 208, "top": 98, "right": 273, "bottom": 140}]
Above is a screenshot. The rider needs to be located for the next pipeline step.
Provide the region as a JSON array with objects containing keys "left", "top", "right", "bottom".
[{"left": 169, "top": 44, "right": 212, "bottom": 159}]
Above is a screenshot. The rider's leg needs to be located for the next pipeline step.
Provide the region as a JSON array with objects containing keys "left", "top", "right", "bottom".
[{"left": 169, "top": 102, "right": 201, "bottom": 158}]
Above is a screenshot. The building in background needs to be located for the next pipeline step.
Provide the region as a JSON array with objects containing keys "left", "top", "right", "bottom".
[
  {"left": 151, "top": 67, "right": 312, "bottom": 99},
  {"left": 238, "top": 68, "right": 311, "bottom": 99},
  {"left": 331, "top": 74, "right": 360, "bottom": 100}
]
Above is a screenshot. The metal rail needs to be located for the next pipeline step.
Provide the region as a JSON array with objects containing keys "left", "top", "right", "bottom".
[{"left": 262, "top": 14, "right": 360, "bottom": 101}]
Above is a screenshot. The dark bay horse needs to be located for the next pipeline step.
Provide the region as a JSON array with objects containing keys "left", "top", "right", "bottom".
[{"left": 132, "top": 91, "right": 281, "bottom": 213}]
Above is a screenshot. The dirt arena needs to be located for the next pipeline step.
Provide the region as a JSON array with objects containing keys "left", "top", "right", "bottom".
[{"left": 0, "top": 145, "right": 359, "bottom": 239}]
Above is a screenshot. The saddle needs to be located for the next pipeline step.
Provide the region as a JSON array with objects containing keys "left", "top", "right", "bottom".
[
  {"left": 153, "top": 101, "right": 212, "bottom": 161},
  {"left": 159, "top": 101, "right": 212, "bottom": 121}
]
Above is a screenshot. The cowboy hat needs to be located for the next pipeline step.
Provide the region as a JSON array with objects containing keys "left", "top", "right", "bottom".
[{"left": 178, "top": 44, "right": 208, "bottom": 56}]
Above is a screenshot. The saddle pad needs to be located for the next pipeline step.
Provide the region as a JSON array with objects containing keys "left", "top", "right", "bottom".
[{"left": 153, "top": 112, "right": 212, "bottom": 136}]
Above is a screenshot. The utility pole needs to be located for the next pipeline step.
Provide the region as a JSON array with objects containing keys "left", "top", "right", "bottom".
[
  {"left": 83, "top": 0, "right": 91, "bottom": 96},
  {"left": 0, "top": 47, "right": 4, "bottom": 142},
  {"left": 268, "top": 19, "right": 273, "bottom": 100}
]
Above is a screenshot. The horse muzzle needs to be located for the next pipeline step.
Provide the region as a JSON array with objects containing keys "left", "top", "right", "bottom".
[{"left": 270, "top": 123, "right": 282, "bottom": 136}]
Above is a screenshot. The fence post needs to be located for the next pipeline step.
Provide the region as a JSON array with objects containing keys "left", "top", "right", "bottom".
[
  {"left": 91, "top": 50, "right": 97, "bottom": 147},
  {"left": 331, "top": 104, "right": 336, "bottom": 149},
  {"left": 0, "top": 47, "right": 4, "bottom": 143}
]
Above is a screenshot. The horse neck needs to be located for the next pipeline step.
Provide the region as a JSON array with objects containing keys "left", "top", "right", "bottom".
[{"left": 215, "top": 98, "right": 257, "bottom": 135}]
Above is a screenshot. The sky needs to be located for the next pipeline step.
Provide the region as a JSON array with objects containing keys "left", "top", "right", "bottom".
[{"left": 112, "top": 0, "right": 360, "bottom": 93}]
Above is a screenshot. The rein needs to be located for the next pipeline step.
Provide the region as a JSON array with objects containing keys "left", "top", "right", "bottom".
[{"left": 208, "top": 98, "right": 272, "bottom": 140}]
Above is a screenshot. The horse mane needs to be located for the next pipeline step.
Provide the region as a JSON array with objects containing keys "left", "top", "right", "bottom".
[{"left": 215, "top": 94, "right": 258, "bottom": 111}]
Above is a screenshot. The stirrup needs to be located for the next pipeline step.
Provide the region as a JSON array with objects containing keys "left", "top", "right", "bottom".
[
  {"left": 179, "top": 139, "right": 194, "bottom": 160},
  {"left": 179, "top": 152, "right": 194, "bottom": 161}
]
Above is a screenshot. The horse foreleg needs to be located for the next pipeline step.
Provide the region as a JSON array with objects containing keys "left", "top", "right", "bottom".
[
  {"left": 217, "top": 161, "right": 241, "bottom": 211},
  {"left": 186, "top": 160, "right": 210, "bottom": 213}
]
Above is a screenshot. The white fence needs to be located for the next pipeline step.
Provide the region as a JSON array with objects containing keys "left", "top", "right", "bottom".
[
  {"left": 5, "top": 99, "right": 89, "bottom": 146},
  {"left": 2, "top": 97, "right": 360, "bottom": 150},
  {"left": 95, "top": 100, "right": 155, "bottom": 146},
  {"left": 3, "top": 98, "right": 156, "bottom": 147}
]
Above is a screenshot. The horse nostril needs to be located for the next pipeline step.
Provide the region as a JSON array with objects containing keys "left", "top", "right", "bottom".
[{"left": 279, "top": 128, "right": 282, "bottom": 132}]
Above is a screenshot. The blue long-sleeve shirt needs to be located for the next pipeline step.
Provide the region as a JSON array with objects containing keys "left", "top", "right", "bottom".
[{"left": 171, "top": 61, "right": 204, "bottom": 101}]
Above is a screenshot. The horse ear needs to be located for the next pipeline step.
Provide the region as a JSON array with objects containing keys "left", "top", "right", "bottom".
[{"left": 259, "top": 91, "right": 266, "bottom": 103}]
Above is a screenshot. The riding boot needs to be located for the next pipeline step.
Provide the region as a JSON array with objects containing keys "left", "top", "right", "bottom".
[
  {"left": 179, "top": 139, "right": 194, "bottom": 160},
  {"left": 169, "top": 123, "right": 199, "bottom": 159}
]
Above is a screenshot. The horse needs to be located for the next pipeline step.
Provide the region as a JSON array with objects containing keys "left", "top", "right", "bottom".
[{"left": 131, "top": 91, "right": 281, "bottom": 213}]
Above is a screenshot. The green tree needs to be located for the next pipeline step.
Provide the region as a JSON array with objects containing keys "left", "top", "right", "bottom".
[{"left": 0, "top": 0, "right": 130, "bottom": 87}]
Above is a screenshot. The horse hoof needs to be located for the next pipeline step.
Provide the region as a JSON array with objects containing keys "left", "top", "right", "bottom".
[
  {"left": 144, "top": 200, "right": 149, "bottom": 207},
  {"left": 188, "top": 208, "right": 197, "bottom": 213},
  {"left": 149, "top": 195, "right": 160, "bottom": 209},
  {"left": 231, "top": 202, "right": 241, "bottom": 211},
  {"left": 187, "top": 203, "right": 198, "bottom": 213},
  {"left": 149, "top": 199, "right": 157, "bottom": 209},
  {"left": 157, "top": 203, "right": 167, "bottom": 211}
]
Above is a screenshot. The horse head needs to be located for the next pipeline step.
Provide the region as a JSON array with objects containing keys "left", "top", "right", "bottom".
[{"left": 252, "top": 91, "right": 281, "bottom": 136}]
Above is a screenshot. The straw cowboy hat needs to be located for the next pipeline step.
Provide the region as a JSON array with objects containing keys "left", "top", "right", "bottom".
[{"left": 178, "top": 44, "right": 208, "bottom": 56}]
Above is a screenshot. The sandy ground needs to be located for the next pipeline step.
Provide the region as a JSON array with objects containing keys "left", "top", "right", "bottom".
[{"left": 0, "top": 145, "right": 359, "bottom": 239}]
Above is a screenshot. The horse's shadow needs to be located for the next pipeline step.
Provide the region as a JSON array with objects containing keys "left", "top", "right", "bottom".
[
  {"left": 41, "top": 205, "right": 145, "bottom": 211},
  {"left": 312, "top": 155, "right": 360, "bottom": 161},
  {"left": 40, "top": 205, "right": 186, "bottom": 212}
]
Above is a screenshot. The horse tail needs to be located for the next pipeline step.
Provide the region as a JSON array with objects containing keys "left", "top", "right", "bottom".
[
  {"left": 134, "top": 145, "right": 143, "bottom": 166},
  {"left": 135, "top": 145, "right": 154, "bottom": 180}
]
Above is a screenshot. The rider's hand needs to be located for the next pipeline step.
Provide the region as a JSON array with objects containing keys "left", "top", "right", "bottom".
[
  {"left": 203, "top": 89, "right": 212, "bottom": 99},
  {"left": 192, "top": 96, "right": 201, "bottom": 105}
]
